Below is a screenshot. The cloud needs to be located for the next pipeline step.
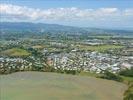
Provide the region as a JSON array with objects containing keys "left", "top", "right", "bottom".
[
  {"left": 0, "top": 4, "right": 133, "bottom": 25},
  {"left": 123, "top": 8, "right": 133, "bottom": 16}
]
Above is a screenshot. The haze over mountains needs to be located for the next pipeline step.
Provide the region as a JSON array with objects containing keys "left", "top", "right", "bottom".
[{"left": 0, "top": 22, "right": 133, "bottom": 36}]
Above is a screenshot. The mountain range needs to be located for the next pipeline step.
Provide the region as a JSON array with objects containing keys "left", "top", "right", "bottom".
[{"left": 0, "top": 22, "right": 133, "bottom": 36}]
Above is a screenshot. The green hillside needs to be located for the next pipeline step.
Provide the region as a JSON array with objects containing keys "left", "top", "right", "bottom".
[
  {"left": 1, "top": 48, "right": 30, "bottom": 57},
  {"left": 0, "top": 72, "right": 127, "bottom": 100}
]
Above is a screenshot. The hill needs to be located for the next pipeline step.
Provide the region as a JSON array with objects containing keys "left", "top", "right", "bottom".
[
  {"left": 0, "top": 22, "right": 133, "bottom": 36},
  {"left": 0, "top": 22, "right": 87, "bottom": 34},
  {"left": 0, "top": 72, "right": 127, "bottom": 100}
]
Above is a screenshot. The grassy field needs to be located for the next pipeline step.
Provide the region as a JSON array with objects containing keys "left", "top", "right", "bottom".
[
  {"left": 77, "top": 44, "right": 124, "bottom": 52},
  {"left": 0, "top": 72, "right": 127, "bottom": 100},
  {"left": 32, "top": 45, "right": 44, "bottom": 49},
  {"left": 1, "top": 48, "right": 31, "bottom": 57}
]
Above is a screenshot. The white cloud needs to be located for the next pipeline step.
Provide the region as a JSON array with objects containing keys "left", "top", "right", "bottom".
[
  {"left": 0, "top": 4, "right": 133, "bottom": 23},
  {"left": 123, "top": 8, "right": 133, "bottom": 16}
]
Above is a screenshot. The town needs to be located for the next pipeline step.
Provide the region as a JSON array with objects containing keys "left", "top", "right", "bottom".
[{"left": 0, "top": 35, "right": 133, "bottom": 74}]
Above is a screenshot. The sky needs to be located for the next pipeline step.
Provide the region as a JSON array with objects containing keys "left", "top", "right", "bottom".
[{"left": 0, "top": 0, "right": 133, "bottom": 29}]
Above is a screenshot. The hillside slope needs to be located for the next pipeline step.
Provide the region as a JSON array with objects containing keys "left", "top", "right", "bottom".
[
  {"left": 0, "top": 22, "right": 133, "bottom": 36},
  {"left": 0, "top": 72, "right": 127, "bottom": 100}
]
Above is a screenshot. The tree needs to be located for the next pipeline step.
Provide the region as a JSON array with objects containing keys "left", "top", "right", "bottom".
[
  {"left": 119, "top": 68, "right": 133, "bottom": 77},
  {"left": 100, "top": 70, "right": 123, "bottom": 82}
]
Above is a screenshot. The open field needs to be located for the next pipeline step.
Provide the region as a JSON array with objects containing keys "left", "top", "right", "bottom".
[
  {"left": 32, "top": 45, "right": 44, "bottom": 49},
  {"left": 88, "top": 36, "right": 112, "bottom": 39},
  {"left": 0, "top": 72, "right": 127, "bottom": 100},
  {"left": 0, "top": 48, "right": 31, "bottom": 57},
  {"left": 77, "top": 44, "right": 124, "bottom": 52}
]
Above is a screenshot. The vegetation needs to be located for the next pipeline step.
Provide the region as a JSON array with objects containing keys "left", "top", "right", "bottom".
[
  {"left": 119, "top": 69, "right": 133, "bottom": 100},
  {"left": 119, "top": 68, "right": 133, "bottom": 77},
  {"left": 32, "top": 45, "right": 44, "bottom": 49},
  {"left": 84, "top": 70, "right": 133, "bottom": 100},
  {"left": 1, "top": 48, "right": 31, "bottom": 57},
  {"left": 0, "top": 72, "right": 127, "bottom": 100},
  {"left": 77, "top": 44, "right": 124, "bottom": 52},
  {"left": 123, "top": 82, "right": 133, "bottom": 100},
  {"left": 78, "top": 71, "right": 99, "bottom": 77},
  {"left": 99, "top": 70, "right": 123, "bottom": 82}
]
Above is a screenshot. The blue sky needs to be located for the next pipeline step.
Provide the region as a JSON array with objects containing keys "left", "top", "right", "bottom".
[
  {"left": 0, "top": 0, "right": 133, "bottom": 29},
  {"left": 1, "top": 0, "right": 133, "bottom": 9}
]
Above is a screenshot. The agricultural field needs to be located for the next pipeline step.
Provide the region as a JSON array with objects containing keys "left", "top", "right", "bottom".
[
  {"left": 77, "top": 44, "right": 124, "bottom": 52},
  {"left": 0, "top": 48, "right": 31, "bottom": 57},
  {"left": 0, "top": 72, "right": 127, "bottom": 100}
]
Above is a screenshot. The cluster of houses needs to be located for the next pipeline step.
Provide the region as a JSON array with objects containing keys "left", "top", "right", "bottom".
[
  {"left": 46, "top": 51, "right": 133, "bottom": 73},
  {"left": 0, "top": 57, "right": 32, "bottom": 71},
  {"left": 0, "top": 50, "right": 133, "bottom": 73}
]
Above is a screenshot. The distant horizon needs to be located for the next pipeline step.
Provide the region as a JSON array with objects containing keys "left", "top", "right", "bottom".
[
  {"left": 0, "top": 0, "right": 133, "bottom": 30},
  {"left": 1, "top": 21, "right": 133, "bottom": 31}
]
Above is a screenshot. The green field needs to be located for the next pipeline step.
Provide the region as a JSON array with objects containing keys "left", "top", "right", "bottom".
[
  {"left": 0, "top": 72, "right": 127, "bottom": 100},
  {"left": 1, "top": 48, "right": 31, "bottom": 57},
  {"left": 77, "top": 44, "right": 124, "bottom": 52}
]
